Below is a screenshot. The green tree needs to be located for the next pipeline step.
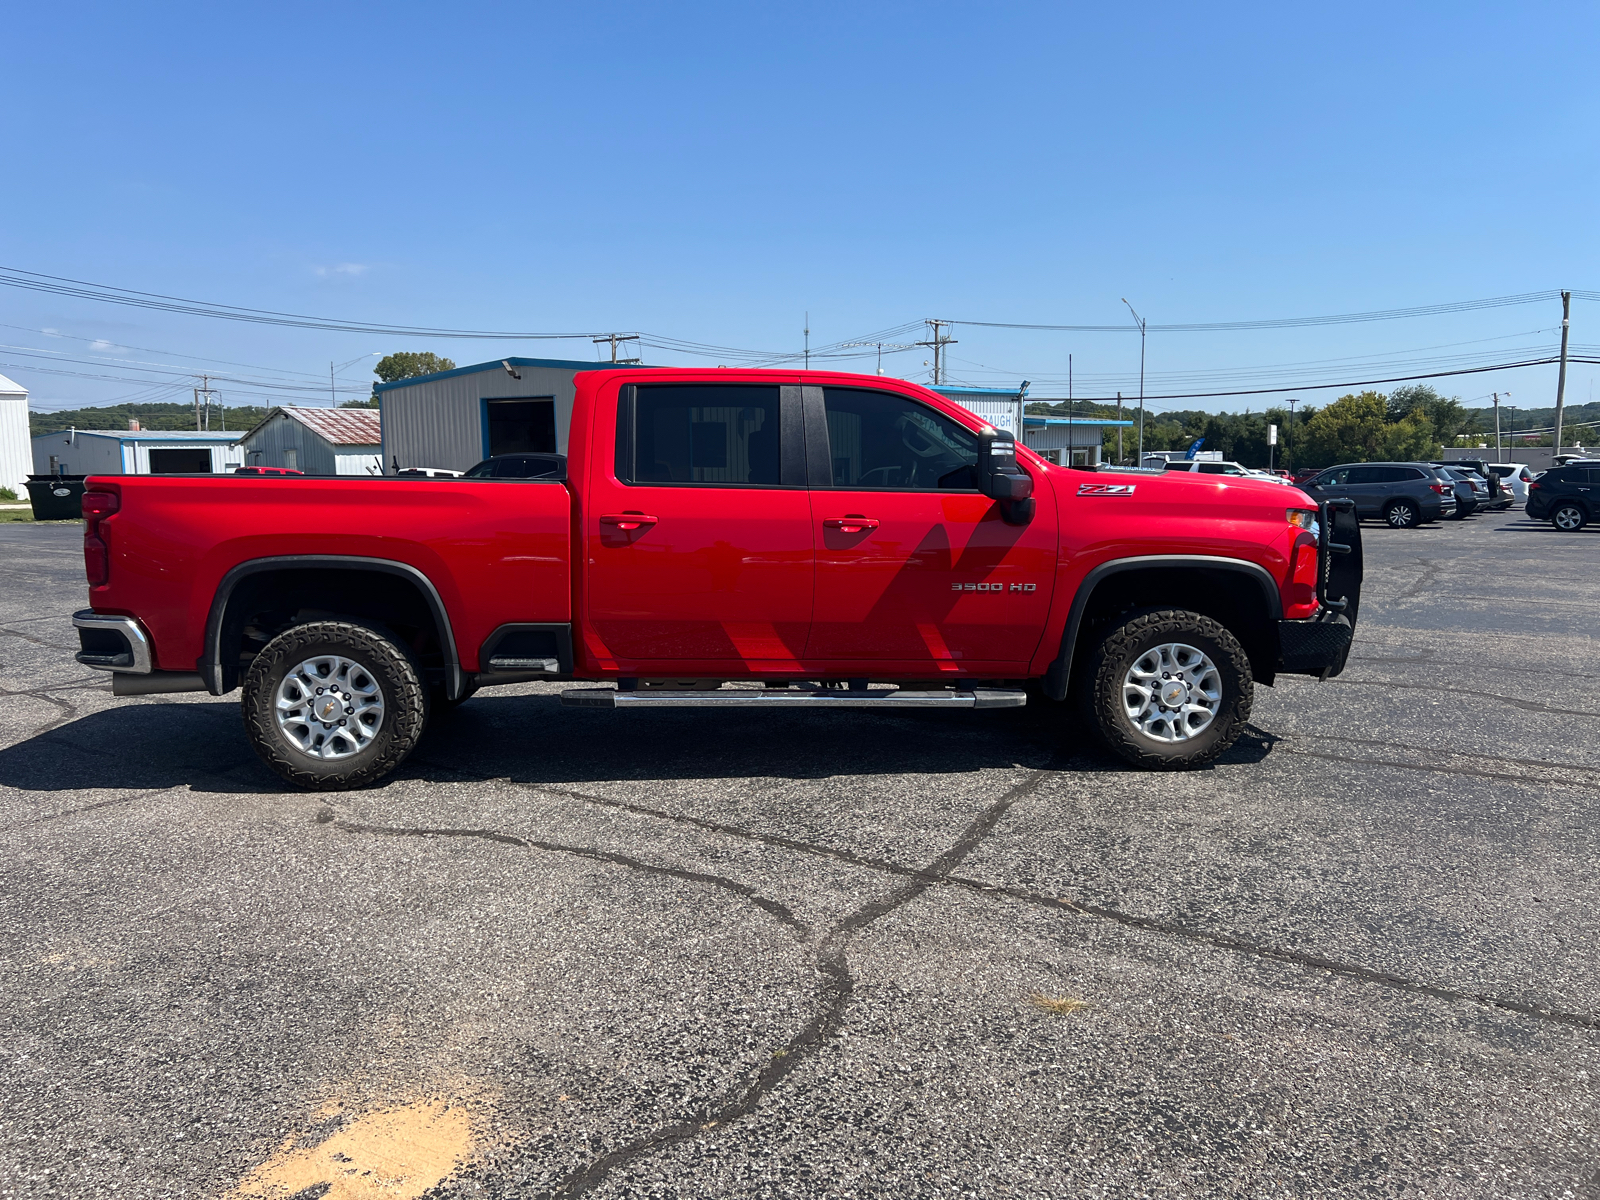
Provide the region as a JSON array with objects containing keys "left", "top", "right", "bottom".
[
  {"left": 1387, "top": 384, "right": 1475, "bottom": 444},
  {"left": 374, "top": 351, "right": 456, "bottom": 383},
  {"left": 346, "top": 351, "right": 460, "bottom": 407},
  {"left": 1300, "top": 391, "right": 1438, "bottom": 467}
]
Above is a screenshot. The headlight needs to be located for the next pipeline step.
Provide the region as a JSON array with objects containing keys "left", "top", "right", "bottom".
[{"left": 1287, "top": 508, "right": 1320, "bottom": 539}]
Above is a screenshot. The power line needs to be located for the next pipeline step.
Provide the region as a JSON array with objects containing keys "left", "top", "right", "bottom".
[{"left": 941, "top": 290, "right": 1580, "bottom": 333}]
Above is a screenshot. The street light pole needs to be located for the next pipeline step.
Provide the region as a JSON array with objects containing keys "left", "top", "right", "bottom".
[
  {"left": 330, "top": 353, "right": 381, "bottom": 407},
  {"left": 1122, "top": 299, "right": 1146, "bottom": 463}
]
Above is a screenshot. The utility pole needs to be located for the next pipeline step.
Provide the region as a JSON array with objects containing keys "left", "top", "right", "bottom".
[
  {"left": 1067, "top": 353, "right": 1073, "bottom": 466},
  {"left": 1116, "top": 392, "right": 1124, "bottom": 464},
  {"left": 841, "top": 341, "right": 915, "bottom": 375},
  {"left": 1122, "top": 299, "right": 1147, "bottom": 465},
  {"left": 592, "top": 334, "right": 641, "bottom": 364},
  {"left": 916, "top": 320, "right": 958, "bottom": 385},
  {"left": 1286, "top": 398, "right": 1299, "bottom": 473},
  {"left": 193, "top": 374, "right": 217, "bottom": 430},
  {"left": 1554, "top": 290, "right": 1572, "bottom": 455},
  {"left": 1491, "top": 392, "right": 1505, "bottom": 457},
  {"left": 804, "top": 313, "right": 810, "bottom": 370}
]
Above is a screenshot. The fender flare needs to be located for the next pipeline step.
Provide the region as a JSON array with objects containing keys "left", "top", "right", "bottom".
[
  {"left": 1041, "top": 555, "right": 1282, "bottom": 700},
  {"left": 199, "top": 554, "right": 462, "bottom": 698}
]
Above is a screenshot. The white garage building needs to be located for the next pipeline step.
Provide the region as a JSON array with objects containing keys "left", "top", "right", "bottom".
[
  {"left": 0, "top": 373, "right": 28, "bottom": 494},
  {"left": 31, "top": 427, "right": 246, "bottom": 476}
]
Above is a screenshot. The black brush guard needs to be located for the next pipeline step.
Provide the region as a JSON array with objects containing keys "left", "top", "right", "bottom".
[{"left": 1277, "top": 498, "right": 1363, "bottom": 679}]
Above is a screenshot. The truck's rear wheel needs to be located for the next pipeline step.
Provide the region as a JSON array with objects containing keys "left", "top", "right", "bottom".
[
  {"left": 241, "top": 620, "right": 428, "bottom": 790},
  {"left": 1084, "top": 608, "right": 1252, "bottom": 770}
]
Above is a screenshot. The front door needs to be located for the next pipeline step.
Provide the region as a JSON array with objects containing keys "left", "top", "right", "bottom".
[
  {"left": 584, "top": 380, "right": 814, "bottom": 670},
  {"left": 803, "top": 385, "right": 1056, "bottom": 670}
]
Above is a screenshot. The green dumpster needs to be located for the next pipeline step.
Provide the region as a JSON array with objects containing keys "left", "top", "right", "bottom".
[{"left": 25, "top": 475, "right": 87, "bottom": 520}]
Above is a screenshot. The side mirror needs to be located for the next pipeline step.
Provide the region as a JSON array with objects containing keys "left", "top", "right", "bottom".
[{"left": 976, "top": 430, "right": 1035, "bottom": 525}]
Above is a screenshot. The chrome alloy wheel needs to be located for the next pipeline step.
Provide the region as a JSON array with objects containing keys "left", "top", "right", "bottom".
[
  {"left": 276, "top": 654, "right": 385, "bottom": 759},
  {"left": 1554, "top": 505, "right": 1585, "bottom": 531},
  {"left": 1121, "top": 642, "right": 1223, "bottom": 742}
]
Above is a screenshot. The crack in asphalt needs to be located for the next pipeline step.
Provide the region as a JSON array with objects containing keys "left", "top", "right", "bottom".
[
  {"left": 1328, "top": 676, "right": 1600, "bottom": 718},
  {"left": 546, "top": 766, "right": 1055, "bottom": 1198},
  {"left": 494, "top": 775, "right": 1600, "bottom": 1036},
  {"left": 318, "top": 768, "right": 1054, "bottom": 1198},
  {"left": 320, "top": 808, "right": 807, "bottom": 934},
  {"left": 1393, "top": 557, "right": 1446, "bottom": 602}
]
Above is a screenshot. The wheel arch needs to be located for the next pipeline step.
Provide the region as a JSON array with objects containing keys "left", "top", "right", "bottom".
[
  {"left": 201, "top": 556, "right": 462, "bottom": 699},
  {"left": 1042, "top": 556, "right": 1281, "bottom": 701}
]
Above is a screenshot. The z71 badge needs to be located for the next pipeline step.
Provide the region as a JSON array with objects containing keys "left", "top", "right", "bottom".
[{"left": 1077, "top": 483, "right": 1136, "bottom": 496}]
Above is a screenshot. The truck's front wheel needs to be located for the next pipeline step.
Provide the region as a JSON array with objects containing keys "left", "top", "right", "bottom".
[
  {"left": 1084, "top": 608, "right": 1252, "bottom": 770},
  {"left": 241, "top": 620, "right": 429, "bottom": 790}
]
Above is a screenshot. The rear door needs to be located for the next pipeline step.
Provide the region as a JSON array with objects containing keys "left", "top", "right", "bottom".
[
  {"left": 584, "top": 381, "right": 814, "bottom": 668},
  {"left": 804, "top": 384, "right": 1056, "bottom": 669}
]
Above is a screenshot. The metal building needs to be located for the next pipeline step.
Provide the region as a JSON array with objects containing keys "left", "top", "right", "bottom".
[
  {"left": 239, "top": 406, "right": 383, "bottom": 475},
  {"left": 31, "top": 428, "right": 245, "bottom": 476},
  {"left": 376, "top": 357, "right": 635, "bottom": 475},
  {"left": 0, "top": 373, "right": 28, "bottom": 494},
  {"left": 1020, "top": 415, "right": 1134, "bottom": 467},
  {"left": 932, "top": 386, "right": 1027, "bottom": 439}
]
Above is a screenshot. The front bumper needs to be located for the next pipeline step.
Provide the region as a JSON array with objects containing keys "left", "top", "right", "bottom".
[{"left": 1277, "top": 613, "right": 1354, "bottom": 678}]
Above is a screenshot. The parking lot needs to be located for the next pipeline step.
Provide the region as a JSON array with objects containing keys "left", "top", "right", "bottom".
[{"left": 2, "top": 507, "right": 1598, "bottom": 1198}]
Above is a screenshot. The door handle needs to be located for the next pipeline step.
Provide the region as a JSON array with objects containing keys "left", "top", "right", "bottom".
[
  {"left": 600, "top": 513, "right": 658, "bottom": 531},
  {"left": 824, "top": 516, "right": 880, "bottom": 532}
]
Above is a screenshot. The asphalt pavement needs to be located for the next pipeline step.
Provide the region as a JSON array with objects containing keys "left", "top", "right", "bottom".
[{"left": 2, "top": 507, "right": 1598, "bottom": 1199}]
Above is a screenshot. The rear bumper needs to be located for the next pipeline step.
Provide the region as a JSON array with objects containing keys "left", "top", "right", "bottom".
[
  {"left": 1277, "top": 613, "right": 1354, "bottom": 678},
  {"left": 72, "top": 610, "right": 152, "bottom": 673}
]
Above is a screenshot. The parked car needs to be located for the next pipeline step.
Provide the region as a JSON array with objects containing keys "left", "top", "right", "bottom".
[
  {"left": 1526, "top": 464, "right": 1600, "bottom": 531},
  {"left": 1486, "top": 463, "right": 1536, "bottom": 503},
  {"left": 394, "top": 466, "right": 463, "bottom": 479},
  {"left": 1432, "top": 460, "right": 1510, "bottom": 510},
  {"left": 1298, "top": 462, "right": 1456, "bottom": 528},
  {"left": 1433, "top": 466, "right": 1489, "bottom": 517},
  {"left": 66, "top": 366, "right": 1363, "bottom": 787},
  {"left": 1158, "top": 459, "right": 1293, "bottom": 484},
  {"left": 462, "top": 453, "right": 566, "bottom": 479},
  {"left": 234, "top": 466, "right": 305, "bottom": 477}
]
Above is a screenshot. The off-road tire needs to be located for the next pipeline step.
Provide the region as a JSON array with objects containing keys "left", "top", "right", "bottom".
[
  {"left": 1082, "top": 608, "right": 1253, "bottom": 771},
  {"left": 1383, "top": 500, "right": 1420, "bottom": 529},
  {"left": 242, "top": 620, "right": 428, "bottom": 790},
  {"left": 1552, "top": 502, "right": 1587, "bottom": 533}
]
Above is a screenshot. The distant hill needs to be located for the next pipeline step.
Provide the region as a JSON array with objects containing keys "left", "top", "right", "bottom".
[{"left": 29, "top": 402, "right": 270, "bottom": 438}]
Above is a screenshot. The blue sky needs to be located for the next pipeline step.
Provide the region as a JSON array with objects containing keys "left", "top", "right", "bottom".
[{"left": 3, "top": 1, "right": 1597, "bottom": 420}]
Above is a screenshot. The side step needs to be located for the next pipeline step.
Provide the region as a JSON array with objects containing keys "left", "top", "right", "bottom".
[{"left": 560, "top": 686, "right": 1027, "bottom": 710}]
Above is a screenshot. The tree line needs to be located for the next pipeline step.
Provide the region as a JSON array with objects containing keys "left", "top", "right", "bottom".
[{"left": 1028, "top": 386, "right": 1600, "bottom": 470}]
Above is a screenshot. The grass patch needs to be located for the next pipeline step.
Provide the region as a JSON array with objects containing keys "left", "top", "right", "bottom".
[{"left": 1028, "top": 992, "right": 1090, "bottom": 1015}]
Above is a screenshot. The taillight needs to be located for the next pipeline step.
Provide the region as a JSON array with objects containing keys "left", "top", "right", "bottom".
[
  {"left": 82, "top": 489, "right": 119, "bottom": 586},
  {"left": 82, "top": 490, "right": 119, "bottom": 518},
  {"left": 1529, "top": 482, "right": 1542, "bottom": 491},
  {"left": 1429, "top": 483, "right": 1447, "bottom": 494},
  {"left": 83, "top": 533, "right": 108, "bottom": 585}
]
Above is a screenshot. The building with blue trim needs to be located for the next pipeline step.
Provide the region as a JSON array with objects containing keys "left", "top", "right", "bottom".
[
  {"left": 375, "top": 357, "right": 636, "bottom": 474},
  {"left": 31, "top": 427, "right": 245, "bottom": 476}
]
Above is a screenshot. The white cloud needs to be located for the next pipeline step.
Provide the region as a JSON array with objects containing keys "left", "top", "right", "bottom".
[
  {"left": 89, "top": 339, "right": 117, "bottom": 352},
  {"left": 41, "top": 327, "right": 62, "bottom": 337},
  {"left": 313, "top": 262, "right": 370, "bottom": 278}
]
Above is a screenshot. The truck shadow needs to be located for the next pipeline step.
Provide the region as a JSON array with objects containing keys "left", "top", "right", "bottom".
[{"left": 0, "top": 689, "right": 1273, "bottom": 795}]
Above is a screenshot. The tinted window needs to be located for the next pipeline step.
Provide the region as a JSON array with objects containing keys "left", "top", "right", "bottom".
[
  {"left": 148, "top": 448, "right": 213, "bottom": 474},
  {"left": 820, "top": 388, "right": 979, "bottom": 490},
  {"left": 1369, "top": 466, "right": 1416, "bottom": 483},
  {"left": 1313, "top": 468, "right": 1351, "bottom": 486},
  {"left": 1161, "top": 461, "right": 1191, "bottom": 471},
  {"left": 624, "top": 385, "right": 781, "bottom": 486},
  {"left": 486, "top": 398, "right": 556, "bottom": 455},
  {"left": 1344, "top": 466, "right": 1382, "bottom": 484}
]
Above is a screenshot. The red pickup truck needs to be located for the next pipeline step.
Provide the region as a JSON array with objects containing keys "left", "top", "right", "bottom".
[{"left": 70, "top": 369, "right": 1362, "bottom": 789}]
